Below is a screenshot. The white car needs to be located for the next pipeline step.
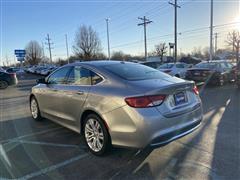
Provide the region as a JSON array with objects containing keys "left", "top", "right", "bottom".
[{"left": 158, "top": 62, "right": 192, "bottom": 78}]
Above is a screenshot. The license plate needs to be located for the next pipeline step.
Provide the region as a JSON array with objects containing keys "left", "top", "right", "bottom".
[
  {"left": 194, "top": 72, "right": 200, "bottom": 76},
  {"left": 174, "top": 92, "right": 187, "bottom": 106}
]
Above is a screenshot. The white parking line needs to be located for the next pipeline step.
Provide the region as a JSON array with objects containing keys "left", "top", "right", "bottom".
[
  {"left": 18, "top": 153, "right": 89, "bottom": 180},
  {"left": 0, "top": 127, "right": 63, "bottom": 145},
  {"left": 14, "top": 140, "right": 81, "bottom": 149}
]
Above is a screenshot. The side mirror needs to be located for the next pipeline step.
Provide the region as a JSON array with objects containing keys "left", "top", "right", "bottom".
[{"left": 36, "top": 78, "right": 47, "bottom": 84}]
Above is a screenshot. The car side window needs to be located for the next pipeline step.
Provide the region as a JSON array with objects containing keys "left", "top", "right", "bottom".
[
  {"left": 47, "top": 67, "right": 72, "bottom": 84},
  {"left": 67, "top": 66, "right": 91, "bottom": 85},
  {"left": 176, "top": 64, "right": 185, "bottom": 68},
  {"left": 91, "top": 71, "right": 103, "bottom": 85}
]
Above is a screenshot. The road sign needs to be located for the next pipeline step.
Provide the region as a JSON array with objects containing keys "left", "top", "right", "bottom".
[
  {"left": 15, "top": 49, "right": 26, "bottom": 55},
  {"left": 17, "top": 57, "right": 25, "bottom": 62},
  {"left": 16, "top": 54, "right": 26, "bottom": 57},
  {"left": 15, "top": 49, "right": 26, "bottom": 62}
]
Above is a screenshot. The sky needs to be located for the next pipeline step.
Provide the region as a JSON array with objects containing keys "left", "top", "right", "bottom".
[{"left": 0, "top": 0, "right": 240, "bottom": 65}]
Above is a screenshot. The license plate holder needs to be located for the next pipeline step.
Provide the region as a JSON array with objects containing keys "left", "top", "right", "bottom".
[{"left": 174, "top": 91, "right": 187, "bottom": 106}]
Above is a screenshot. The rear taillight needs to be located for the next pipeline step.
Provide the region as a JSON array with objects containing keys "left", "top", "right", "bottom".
[
  {"left": 193, "top": 85, "right": 199, "bottom": 95},
  {"left": 125, "top": 95, "right": 166, "bottom": 108},
  {"left": 9, "top": 73, "right": 16, "bottom": 78}
]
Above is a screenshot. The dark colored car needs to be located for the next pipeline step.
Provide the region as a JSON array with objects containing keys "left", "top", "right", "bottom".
[
  {"left": 185, "top": 60, "right": 235, "bottom": 86},
  {"left": 0, "top": 71, "right": 18, "bottom": 89},
  {"left": 235, "top": 62, "right": 240, "bottom": 88}
]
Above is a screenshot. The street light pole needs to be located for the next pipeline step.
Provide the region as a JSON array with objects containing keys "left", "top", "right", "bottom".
[
  {"left": 65, "top": 34, "right": 69, "bottom": 64},
  {"left": 209, "top": 0, "right": 213, "bottom": 62},
  {"left": 169, "top": 0, "right": 180, "bottom": 63},
  {"left": 106, "top": 18, "right": 110, "bottom": 60}
]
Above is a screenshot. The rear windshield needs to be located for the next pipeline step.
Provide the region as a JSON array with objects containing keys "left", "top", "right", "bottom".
[
  {"left": 195, "top": 62, "right": 218, "bottom": 69},
  {"left": 103, "top": 63, "right": 170, "bottom": 81},
  {"left": 159, "top": 63, "right": 174, "bottom": 69}
]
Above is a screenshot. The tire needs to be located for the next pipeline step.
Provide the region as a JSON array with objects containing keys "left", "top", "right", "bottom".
[
  {"left": 217, "top": 75, "right": 224, "bottom": 86},
  {"left": 0, "top": 81, "right": 8, "bottom": 89},
  {"left": 30, "top": 96, "right": 42, "bottom": 121},
  {"left": 83, "top": 114, "right": 111, "bottom": 156}
]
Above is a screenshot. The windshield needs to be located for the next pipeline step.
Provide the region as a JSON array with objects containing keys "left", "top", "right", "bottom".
[{"left": 103, "top": 63, "right": 170, "bottom": 80}]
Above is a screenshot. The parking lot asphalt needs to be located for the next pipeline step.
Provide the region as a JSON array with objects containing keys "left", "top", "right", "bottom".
[{"left": 0, "top": 73, "right": 239, "bottom": 180}]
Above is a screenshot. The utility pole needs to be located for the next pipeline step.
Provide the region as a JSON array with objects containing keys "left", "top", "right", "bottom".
[
  {"left": 42, "top": 42, "right": 45, "bottom": 58},
  {"left": 138, "top": 16, "right": 152, "bottom": 61},
  {"left": 209, "top": 0, "right": 213, "bottom": 62},
  {"left": 105, "top": 18, "right": 111, "bottom": 60},
  {"left": 65, "top": 34, "right": 69, "bottom": 64},
  {"left": 45, "top": 34, "right": 53, "bottom": 63},
  {"left": 169, "top": 0, "right": 180, "bottom": 63},
  {"left": 214, "top": 33, "right": 218, "bottom": 55}
]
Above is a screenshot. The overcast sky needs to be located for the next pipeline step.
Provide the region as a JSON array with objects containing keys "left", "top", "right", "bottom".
[{"left": 0, "top": 0, "right": 239, "bottom": 65}]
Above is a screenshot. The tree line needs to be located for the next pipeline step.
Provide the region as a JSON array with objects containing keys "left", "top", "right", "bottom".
[{"left": 23, "top": 25, "right": 240, "bottom": 65}]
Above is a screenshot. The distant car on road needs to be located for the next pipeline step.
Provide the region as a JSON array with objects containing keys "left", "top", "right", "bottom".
[
  {"left": 0, "top": 71, "right": 18, "bottom": 89},
  {"left": 30, "top": 61, "right": 202, "bottom": 155},
  {"left": 158, "top": 62, "right": 192, "bottom": 78},
  {"left": 185, "top": 60, "right": 235, "bottom": 86}
]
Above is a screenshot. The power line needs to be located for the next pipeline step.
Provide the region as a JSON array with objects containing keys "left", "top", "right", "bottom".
[
  {"left": 111, "top": 22, "right": 240, "bottom": 49},
  {"left": 138, "top": 16, "right": 153, "bottom": 60}
]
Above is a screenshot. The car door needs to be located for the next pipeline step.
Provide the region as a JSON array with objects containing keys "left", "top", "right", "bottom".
[
  {"left": 38, "top": 66, "right": 72, "bottom": 119},
  {"left": 54, "top": 66, "right": 94, "bottom": 129}
]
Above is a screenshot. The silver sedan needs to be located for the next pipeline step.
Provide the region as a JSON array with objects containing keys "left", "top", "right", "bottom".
[{"left": 30, "top": 61, "right": 203, "bottom": 155}]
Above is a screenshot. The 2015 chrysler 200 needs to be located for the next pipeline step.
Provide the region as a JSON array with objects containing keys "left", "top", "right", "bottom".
[{"left": 30, "top": 61, "right": 203, "bottom": 155}]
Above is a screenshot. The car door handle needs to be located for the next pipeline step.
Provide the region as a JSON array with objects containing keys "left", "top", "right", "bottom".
[{"left": 76, "top": 91, "right": 84, "bottom": 95}]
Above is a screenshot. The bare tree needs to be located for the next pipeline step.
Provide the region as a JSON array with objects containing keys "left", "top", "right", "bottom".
[
  {"left": 111, "top": 51, "right": 131, "bottom": 61},
  {"left": 25, "top": 41, "right": 43, "bottom": 65},
  {"left": 226, "top": 30, "right": 240, "bottom": 62},
  {"left": 73, "top": 25, "right": 102, "bottom": 60},
  {"left": 154, "top": 43, "right": 167, "bottom": 62}
]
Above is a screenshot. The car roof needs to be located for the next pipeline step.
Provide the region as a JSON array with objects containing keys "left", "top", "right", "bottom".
[{"left": 64, "top": 60, "right": 136, "bottom": 68}]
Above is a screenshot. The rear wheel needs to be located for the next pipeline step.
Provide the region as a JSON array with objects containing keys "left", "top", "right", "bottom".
[
  {"left": 83, "top": 114, "right": 111, "bottom": 156},
  {"left": 217, "top": 75, "right": 224, "bottom": 86},
  {"left": 0, "top": 81, "right": 8, "bottom": 89},
  {"left": 30, "top": 96, "right": 42, "bottom": 121}
]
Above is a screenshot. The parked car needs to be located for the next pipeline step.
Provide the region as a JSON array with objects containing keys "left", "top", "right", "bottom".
[
  {"left": 235, "top": 62, "right": 240, "bottom": 88},
  {"left": 158, "top": 62, "right": 192, "bottom": 78},
  {"left": 30, "top": 61, "right": 202, "bottom": 155},
  {"left": 40, "top": 67, "right": 58, "bottom": 76},
  {"left": 141, "top": 61, "right": 162, "bottom": 69},
  {"left": 0, "top": 67, "right": 6, "bottom": 72},
  {"left": 6, "top": 67, "right": 25, "bottom": 75},
  {"left": 0, "top": 71, "right": 18, "bottom": 89},
  {"left": 185, "top": 60, "right": 235, "bottom": 86}
]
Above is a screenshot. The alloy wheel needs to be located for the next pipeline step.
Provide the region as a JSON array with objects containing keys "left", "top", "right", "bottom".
[{"left": 84, "top": 118, "right": 104, "bottom": 152}]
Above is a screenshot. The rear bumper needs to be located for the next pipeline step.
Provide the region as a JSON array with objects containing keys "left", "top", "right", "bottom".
[
  {"left": 103, "top": 102, "right": 203, "bottom": 149},
  {"left": 150, "top": 119, "right": 201, "bottom": 147}
]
